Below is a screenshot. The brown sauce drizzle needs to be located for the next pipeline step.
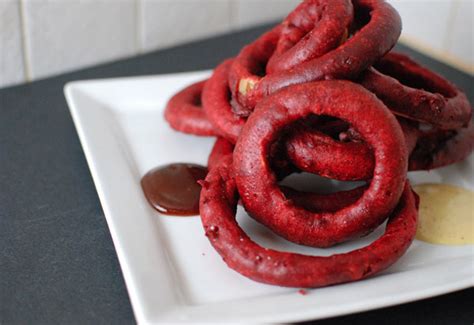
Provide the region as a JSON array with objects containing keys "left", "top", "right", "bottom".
[{"left": 141, "top": 163, "right": 207, "bottom": 216}]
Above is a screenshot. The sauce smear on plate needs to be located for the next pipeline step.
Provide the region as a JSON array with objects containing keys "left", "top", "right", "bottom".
[
  {"left": 414, "top": 183, "right": 474, "bottom": 245},
  {"left": 141, "top": 163, "right": 207, "bottom": 216}
]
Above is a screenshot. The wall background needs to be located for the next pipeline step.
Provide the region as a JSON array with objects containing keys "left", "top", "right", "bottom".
[{"left": 0, "top": 0, "right": 472, "bottom": 88}]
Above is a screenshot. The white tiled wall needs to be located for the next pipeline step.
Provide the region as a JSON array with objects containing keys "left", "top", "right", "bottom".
[
  {"left": 0, "top": 0, "right": 25, "bottom": 86},
  {"left": 140, "top": 0, "right": 233, "bottom": 52},
  {"left": 22, "top": 0, "right": 137, "bottom": 80},
  {"left": 388, "top": 0, "right": 473, "bottom": 73},
  {"left": 0, "top": 0, "right": 472, "bottom": 88},
  {"left": 389, "top": 0, "right": 452, "bottom": 51},
  {"left": 233, "top": 0, "right": 300, "bottom": 28},
  {"left": 445, "top": 0, "right": 473, "bottom": 66}
]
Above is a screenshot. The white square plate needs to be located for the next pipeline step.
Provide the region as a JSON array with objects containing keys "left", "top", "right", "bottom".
[{"left": 65, "top": 71, "right": 473, "bottom": 324}]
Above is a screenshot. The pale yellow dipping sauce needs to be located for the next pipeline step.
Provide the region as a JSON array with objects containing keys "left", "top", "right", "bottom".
[{"left": 413, "top": 183, "right": 474, "bottom": 245}]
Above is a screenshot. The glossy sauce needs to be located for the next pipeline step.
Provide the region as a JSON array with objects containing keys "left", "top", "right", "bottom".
[
  {"left": 413, "top": 183, "right": 474, "bottom": 245},
  {"left": 141, "top": 163, "right": 207, "bottom": 216}
]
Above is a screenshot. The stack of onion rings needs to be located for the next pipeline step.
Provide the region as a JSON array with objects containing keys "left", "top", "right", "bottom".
[{"left": 163, "top": 0, "right": 473, "bottom": 288}]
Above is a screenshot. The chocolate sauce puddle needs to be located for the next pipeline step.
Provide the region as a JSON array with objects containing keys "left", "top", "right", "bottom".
[{"left": 141, "top": 163, "right": 207, "bottom": 216}]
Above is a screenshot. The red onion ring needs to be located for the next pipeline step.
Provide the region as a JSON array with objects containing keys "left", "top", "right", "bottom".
[
  {"left": 234, "top": 81, "right": 407, "bottom": 247},
  {"left": 230, "top": 0, "right": 401, "bottom": 112},
  {"left": 164, "top": 80, "right": 217, "bottom": 136},
  {"left": 360, "top": 52, "right": 472, "bottom": 129},
  {"left": 200, "top": 155, "right": 418, "bottom": 288}
]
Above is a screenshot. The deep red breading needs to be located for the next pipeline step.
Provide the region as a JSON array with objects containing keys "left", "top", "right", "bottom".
[
  {"left": 200, "top": 155, "right": 418, "bottom": 288},
  {"left": 164, "top": 80, "right": 217, "bottom": 136},
  {"left": 233, "top": 81, "right": 407, "bottom": 247},
  {"left": 159, "top": 0, "right": 473, "bottom": 289}
]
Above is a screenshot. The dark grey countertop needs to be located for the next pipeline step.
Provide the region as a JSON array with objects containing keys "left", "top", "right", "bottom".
[{"left": 1, "top": 24, "right": 473, "bottom": 324}]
